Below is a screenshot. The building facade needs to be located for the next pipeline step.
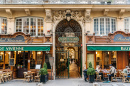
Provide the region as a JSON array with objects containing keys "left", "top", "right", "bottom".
[{"left": 0, "top": 0, "right": 130, "bottom": 79}]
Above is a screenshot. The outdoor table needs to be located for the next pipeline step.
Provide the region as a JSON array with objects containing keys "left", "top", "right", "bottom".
[
  {"left": 102, "top": 70, "right": 110, "bottom": 83},
  {"left": 27, "top": 72, "right": 35, "bottom": 82}
]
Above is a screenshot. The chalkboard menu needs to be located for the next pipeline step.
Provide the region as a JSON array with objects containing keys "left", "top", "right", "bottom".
[{"left": 9, "top": 58, "right": 15, "bottom": 66}]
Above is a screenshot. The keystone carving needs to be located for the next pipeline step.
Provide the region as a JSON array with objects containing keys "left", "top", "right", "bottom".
[
  {"left": 25, "top": 9, "right": 31, "bottom": 16},
  {"left": 119, "top": 9, "right": 125, "bottom": 19},
  {"left": 84, "top": 9, "right": 91, "bottom": 23},
  {"left": 104, "top": 9, "right": 109, "bottom": 16}
]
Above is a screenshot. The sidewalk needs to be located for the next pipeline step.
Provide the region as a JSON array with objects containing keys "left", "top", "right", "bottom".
[{"left": 0, "top": 79, "right": 130, "bottom": 86}]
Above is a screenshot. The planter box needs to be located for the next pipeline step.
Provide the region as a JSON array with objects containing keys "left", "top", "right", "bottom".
[
  {"left": 107, "top": 2, "right": 111, "bottom": 5},
  {"left": 89, "top": 75, "right": 95, "bottom": 83},
  {"left": 40, "top": 74, "right": 48, "bottom": 83}
]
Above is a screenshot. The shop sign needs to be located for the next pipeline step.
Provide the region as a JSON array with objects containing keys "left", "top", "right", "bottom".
[
  {"left": 58, "top": 37, "right": 79, "bottom": 43},
  {"left": 0, "top": 35, "right": 25, "bottom": 43},
  {"left": 0, "top": 46, "right": 50, "bottom": 51},
  {"left": 114, "top": 34, "right": 130, "bottom": 42},
  {"left": 121, "top": 47, "right": 130, "bottom": 50}
]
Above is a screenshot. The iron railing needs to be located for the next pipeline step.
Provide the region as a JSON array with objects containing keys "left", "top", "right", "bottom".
[{"left": 0, "top": 0, "right": 130, "bottom": 5}]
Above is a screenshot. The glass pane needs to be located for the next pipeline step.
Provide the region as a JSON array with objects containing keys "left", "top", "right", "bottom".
[
  {"left": 111, "top": 19, "right": 116, "bottom": 33},
  {"left": 100, "top": 18, "right": 104, "bottom": 35},
  {"left": 87, "top": 54, "right": 94, "bottom": 68},
  {"left": 111, "top": 51, "right": 117, "bottom": 68},
  {"left": 30, "top": 51, "right": 36, "bottom": 69},
  {"left": 37, "top": 51, "right": 43, "bottom": 66},
  {"left": 23, "top": 18, "right": 29, "bottom": 34},
  {"left": 94, "top": 19, "right": 99, "bottom": 35},
  {"left": 16, "top": 18, "right": 22, "bottom": 32},
  {"left": 5, "top": 51, "right": 11, "bottom": 69},
  {"left": 45, "top": 54, "right": 51, "bottom": 69},
  {"left": 96, "top": 51, "right": 102, "bottom": 68},
  {"left": 103, "top": 51, "right": 109, "bottom": 69},
  {"left": 38, "top": 18, "right": 44, "bottom": 36},
  {"left": 106, "top": 18, "right": 110, "bottom": 35},
  {"left": 0, "top": 51, "right": 4, "bottom": 69},
  {"left": 30, "top": 18, "right": 36, "bottom": 36},
  {"left": 124, "top": 18, "right": 129, "bottom": 32},
  {"left": 1, "top": 18, "right": 7, "bottom": 34}
]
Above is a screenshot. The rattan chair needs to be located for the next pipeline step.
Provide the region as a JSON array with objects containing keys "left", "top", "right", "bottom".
[
  {"left": 3, "top": 73, "right": 8, "bottom": 82},
  {"left": 34, "top": 72, "right": 40, "bottom": 82},
  {"left": 111, "top": 73, "right": 117, "bottom": 82},
  {"left": 0, "top": 74, "right": 4, "bottom": 84},
  {"left": 96, "top": 72, "right": 102, "bottom": 81}
]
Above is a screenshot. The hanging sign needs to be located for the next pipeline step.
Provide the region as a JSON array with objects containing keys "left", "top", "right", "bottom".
[{"left": 58, "top": 37, "right": 79, "bottom": 43}]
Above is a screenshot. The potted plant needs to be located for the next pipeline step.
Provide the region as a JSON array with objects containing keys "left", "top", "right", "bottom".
[
  {"left": 39, "top": 63, "right": 48, "bottom": 83},
  {"left": 87, "top": 62, "right": 96, "bottom": 83},
  {"left": 107, "top": 0, "right": 112, "bottom": 5}
]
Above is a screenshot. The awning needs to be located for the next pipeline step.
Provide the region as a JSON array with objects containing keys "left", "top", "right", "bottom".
[
  {"left": 87, "top": 45, "right": 130, "bottom": 51},
  {"left": 0, "top": 44, "right": 51, "bottom": 51}
]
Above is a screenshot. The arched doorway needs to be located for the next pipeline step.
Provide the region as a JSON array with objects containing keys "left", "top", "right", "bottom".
[{"left": 55, "top": 19, "right": 82, "bottom": 79}]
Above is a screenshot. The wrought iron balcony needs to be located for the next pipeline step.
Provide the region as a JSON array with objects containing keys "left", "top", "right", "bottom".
[{"left": 0, "top": 0, "right": 130, "bottom": 5}]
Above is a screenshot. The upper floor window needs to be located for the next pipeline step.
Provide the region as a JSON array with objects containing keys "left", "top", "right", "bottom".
[
  {"left": 124, "top": 18, "right": 130, "bottom": 32},
  {"left": 0, "top": 18, "right": 7, "bottom": 34},
  {"left": 16, "top": 17, "right": 44, "bottom": 36},
  {"left": 94, "top": 17, "right": 116, "bottom": 35}
]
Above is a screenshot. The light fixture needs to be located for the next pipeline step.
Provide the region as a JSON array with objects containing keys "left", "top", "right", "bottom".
[
  {"left": 8, "top": 52, "right": 11, "bottom": 55},
  {"left": 37, "top": 52, "right": 41, "bottom": 54},
  {"left": 108, "top": 52, "right": 109, "bottom": 54},
  {"left": 96, "top": 52, "right": 97, "bottom": 54}
]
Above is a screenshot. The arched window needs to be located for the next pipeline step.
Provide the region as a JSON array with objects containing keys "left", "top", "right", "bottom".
[
  {"left": 15, "top": 17, "right": 44, "bottom": 36},
  {"left": 0, "top": 17, "right": 7, "bottom": 34},
  {"left": 94, "top": 17, "right": 116, "bottom": 35}
]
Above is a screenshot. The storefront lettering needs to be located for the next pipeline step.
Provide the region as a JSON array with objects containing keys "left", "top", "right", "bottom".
[
  {"left": 6, "top": 47, "right": 24, "bottom": 51},
  {"left": 0, "top": 35, "right": 25, "bottom": 43},
  {"left": 121, "top": 47, "right": 130, "bottom": 50},
  {"left": 0, "top": 47, "right": 4, "bottom": 51},
  {"left": 114, "top": 34, "right": 130, "bottom": 42},
  {"left": 58, "top": 37, "right": 79, "bottom": 43}
]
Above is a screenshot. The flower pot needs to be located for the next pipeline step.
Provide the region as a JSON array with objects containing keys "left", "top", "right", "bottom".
[
  {"left": 40, "top": 74, "right": 48, "bottom": 83},
  {"left": 89, "top": 75, "right": 94, "bottom": 83},
  {"left": 107, "top": 2, "right": 111, "bottom": 5}
]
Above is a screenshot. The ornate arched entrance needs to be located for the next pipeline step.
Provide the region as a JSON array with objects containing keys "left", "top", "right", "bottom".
[{"left": 55, "top": 19, "right": 82, "bottom": 79}]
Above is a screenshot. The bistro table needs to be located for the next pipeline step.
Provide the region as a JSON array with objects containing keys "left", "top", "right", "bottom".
[
  {"left": 27, "top": 71, "right": 35, "bottom": 82},
  {"left": 102, "top": 70, "right": 110, "bottom": 83}
]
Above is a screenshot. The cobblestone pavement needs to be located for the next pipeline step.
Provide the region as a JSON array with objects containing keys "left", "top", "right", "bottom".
[{"left": 0, "top": 79, "right": 130, "bottom": 86}]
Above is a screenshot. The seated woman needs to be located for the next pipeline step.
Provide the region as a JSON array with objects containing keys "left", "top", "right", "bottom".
[{"left": 96, "top": 65, "right": 104, "bottom": 80}]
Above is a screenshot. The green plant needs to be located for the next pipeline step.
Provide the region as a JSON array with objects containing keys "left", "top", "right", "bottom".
[
  {"left": 39, "top": 68, "right": 48, "bottom": 75},
  {"left": 39, "top": 63, "right": 48, "bottom": 75},
  {"left": 87, "top": 62, "right": 95, "bottom": 75},
  {"left": 43, "top": 63, "right": 47, "bottom": 69}
]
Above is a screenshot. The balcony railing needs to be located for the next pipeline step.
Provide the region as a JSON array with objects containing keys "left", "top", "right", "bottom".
[{"left": 0, "top": 0, "right": 130, "bottom": 5}]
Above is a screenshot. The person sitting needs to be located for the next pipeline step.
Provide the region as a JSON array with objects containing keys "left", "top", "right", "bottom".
[
  {"left": 96, "top": 65, "right": 104, "bottom": 80},
  {"left": 108, "top": 64, "right": 116, "bottom": 81},
  {"left": 123, "top": 66, "right": 129, "bottom": 74}
]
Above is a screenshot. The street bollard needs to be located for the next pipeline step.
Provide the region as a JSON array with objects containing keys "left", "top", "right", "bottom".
[{"left": 93, "top": 83, "right": 99, "bottom": 86}]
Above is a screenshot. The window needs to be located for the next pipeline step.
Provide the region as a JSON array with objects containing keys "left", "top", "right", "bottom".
[
  {"left": 94, "top": 17, "right": 116, "bottom": 35},
  {"left": 124, "top": 18, "right": 130, "bottom": 32},
  {"left": 16, "top": 17, "right": 44, "bottom": 36},
  {"left": 96, "top": 51, "right": 117, "bottom": 69},
  {"left": 0, "top": 18, "right": 7, "bottom": 34}
]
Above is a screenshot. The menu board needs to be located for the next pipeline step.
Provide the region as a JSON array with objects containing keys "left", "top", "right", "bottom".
[{"left": 9, "top": 58, "right": 15, "bottom": 66}]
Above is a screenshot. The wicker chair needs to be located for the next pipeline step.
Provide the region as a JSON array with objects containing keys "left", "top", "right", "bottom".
[
  {"left": 111, "top": 73, "right": 117, "bottom": 82},
  {"left": 96, "top": 72, "right": 102, "bottom": 81},
  {"left": 34, "top": 72, "right": 40, "bottom": 82},
  {"left": 0, "top": 74, "right": 4, "bottom": 83},
  {"left": 3, "top": 73, "right": 9, "bottom": 82}
]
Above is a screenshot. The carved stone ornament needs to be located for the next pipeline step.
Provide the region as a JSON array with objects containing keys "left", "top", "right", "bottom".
[
  {"left": 84, "top": 9, "right": 91, "bottom": 23},
  {"left": 45, "top": 9, "right": 52, "bottom": 23},
  {"left": 53, "top": 10, "right": 83, "bottom": 21}
]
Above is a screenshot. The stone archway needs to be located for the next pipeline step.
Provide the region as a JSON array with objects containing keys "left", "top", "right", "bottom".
[{"left": 55, "top": 19, "right": 82, "bottom": 79}]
